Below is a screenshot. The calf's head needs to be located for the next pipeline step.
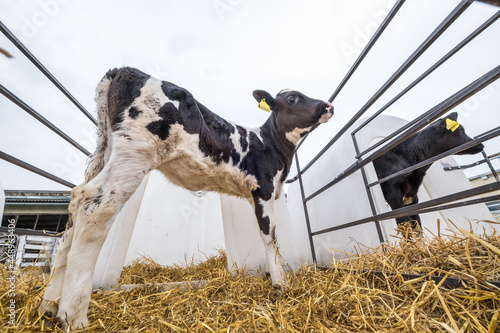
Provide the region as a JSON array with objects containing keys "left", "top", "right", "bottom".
[
  {"left": 253, "top": 89, "right": 334, "bottom": 144},
  {"left": 431, "top": 112, "right": 484, "bottom": 155}
]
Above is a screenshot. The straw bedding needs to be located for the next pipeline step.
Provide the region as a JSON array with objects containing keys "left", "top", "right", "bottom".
[{"left": 1, "top": 224, "right": 499, "bottom": 332}]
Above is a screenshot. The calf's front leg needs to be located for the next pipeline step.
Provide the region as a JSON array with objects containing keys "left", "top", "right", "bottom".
[
  {"left": 404, "top": 195, "right": 422, "bottom": 231},
  {"left": 253, "top": 195, "right": 288, "bottom": 289},
  {"left": 381, "top": 182, "right": 416, "bottom": 227},
  {"left": 55, "top": 150, "right": 153, "bottom": 331}
]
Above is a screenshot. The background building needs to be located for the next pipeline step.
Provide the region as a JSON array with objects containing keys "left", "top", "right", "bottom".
[{"left": 0, "top": 189, "right": 69, "bottom": 270}]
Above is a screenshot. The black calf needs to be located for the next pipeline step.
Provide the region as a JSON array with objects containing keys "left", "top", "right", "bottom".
[{"left": 373, "top": 112, "right": 484, "bottom": 230}]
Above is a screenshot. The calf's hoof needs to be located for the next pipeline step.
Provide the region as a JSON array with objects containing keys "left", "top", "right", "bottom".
[
  {"left": 273, "top": 278, "right": 289, "bottom": 292},
  {"left": 54, "top": 311, "right": 89, "bottom": 332},
  {"left": 39, "top": 311, "right": 66, "bottom": 331},
  {"left": 273, "top": 283, "right": 284, "bottom": 296},
  {"left": 397, "top": 222, "right": 422, "bottom": 240},
  {"left": 39, "top": 302, "right": 59, "bottom": 330},
  {"left": 53, "top": 316, "right": 88, "bottom": 332},
  {"left": 54, "top": 316, "right": 69, "bottom": 332}
]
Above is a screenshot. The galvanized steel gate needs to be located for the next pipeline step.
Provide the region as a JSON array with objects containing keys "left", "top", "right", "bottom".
[
  {"left": 0, "top": 1, "right": 499, "bottom": 273},
  {"left": 286, "top": 0, "right": 500, "bottom": 262}
]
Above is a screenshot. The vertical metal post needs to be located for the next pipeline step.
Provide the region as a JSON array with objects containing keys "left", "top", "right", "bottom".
[
  {"left": 294, "top": 151, "right": 317, "bottom": 262},
  {"left": 351, "top": 133, "right": 384, "bottom": 244},
  {"left": 482, "top": 150, "right": 500, "bottom": 181}
]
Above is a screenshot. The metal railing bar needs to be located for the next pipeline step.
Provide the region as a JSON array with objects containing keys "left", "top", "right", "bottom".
[
  {"left": 0, "top": 21, "right": 97, "bottom": 125},
  {"left": 292, "top": 0, "right": 472, "bottom": 179},
  {"left": 0, "top": 84, "right": 92, "bottom": 157},
  {"left": 488, "top": 152, "right": 500, "bottom": 159},
  {"left": 356, "top": 64, "right": 500, "bottom": 160},
  {"left": 367, "top": 128, "right": 500, "bottom": 188},
  {"left": 315, "top": 193, "right": 500, "bottom": 236},
  {"left": 311, "top": 181, "right": 500, "bottom": 237},
  {"left": 304, "top": 65, "right": 500, "bottom": 203},
  {"left": 443, "top": 151, "right": 500, "bottom": 171},
  {"left": 407, "top": 194, "right": 500, "bottom": 219},
  {"left": 368, "top": 65, "right": 500, "bottom": 154},
  {"left": 294, "top": 151, "right": 317, "bottom": 262},
  {"left": 0, "top": 151, "right": 76, "bottom": 188},
  {"left": 328, "top": 0, "right": 406, "bottom": 103},
  {"left": 351, "top": 9, "right": 500, "bottom": 139},
  {"left": 315, "top": 267, "right": 500, "bottom": 289},
  {"left": 476, "top": 125, "right": 500, "bottom": 139},
  {"left": 356, "top": 105, "right": 471, "bottom": 164}
]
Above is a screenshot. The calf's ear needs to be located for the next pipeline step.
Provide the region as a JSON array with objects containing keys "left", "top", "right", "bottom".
[
  {"left": 253, "top": 90, "right": 277, "bottom": 112},
  {"left": 447, "top": 112, "right": 458, "bottom": 121}
]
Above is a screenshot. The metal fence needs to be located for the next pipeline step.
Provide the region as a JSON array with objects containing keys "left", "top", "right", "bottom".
[
  {"left": 1, "top": 2, "right": 499, "bottom": 264},
  {"left": 0, "top": 20, "right": 94, "bottom": 189},
  {"left": 287, "top": 0, "right": 500, "bottom": 262}
]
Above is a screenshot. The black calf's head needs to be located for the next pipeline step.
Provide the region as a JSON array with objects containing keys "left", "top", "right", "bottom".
[
  {"left": 253, "top": 89, "right": 333, "bottom": 144},
  {"left": 430, "top": 112, "right": 484, "bottom": 155}
]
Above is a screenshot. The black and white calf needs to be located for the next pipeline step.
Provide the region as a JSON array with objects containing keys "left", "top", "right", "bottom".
[
  {"left": 373, "top": 112, "right": 483, "bottom": 230},
  {"left": 40, "top": 67, "right": 333, "bottom": 330}
]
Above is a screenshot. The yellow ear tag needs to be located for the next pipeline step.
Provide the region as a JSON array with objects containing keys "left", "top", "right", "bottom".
[
  {"left": 446, "top": 118, "right": 459, "bottom": 132},
  {"left": 258, "top": 99, "right": 271, "bottom": 112}
]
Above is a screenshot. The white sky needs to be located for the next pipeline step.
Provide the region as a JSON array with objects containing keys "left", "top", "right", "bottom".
[{"left": 0, "top": 0, "right": 499, "bottom": 191}]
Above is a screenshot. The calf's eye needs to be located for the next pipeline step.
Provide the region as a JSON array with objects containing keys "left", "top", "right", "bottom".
[{"left": 287, "top": 96, "right": 296, "bottom": 104}]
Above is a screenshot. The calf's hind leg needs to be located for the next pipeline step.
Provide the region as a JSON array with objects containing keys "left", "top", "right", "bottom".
[
  {"left": 39, "top": 184, "right": 84, "bottom": 317},
  {"left": 41, "top": 142, "right": 112, "bottom": 317},
  {"left": 55, "top": 153, "right": 153, "bottom": 330},
  {"left": 39, "top": 221, "right": 75, "bottom": 317}
]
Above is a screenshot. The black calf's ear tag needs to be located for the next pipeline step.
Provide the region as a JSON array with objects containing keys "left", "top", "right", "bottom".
[
  {"left": 258, "top": 99, "right": 271, "bottom": 112},
  {"left": 446, "top": 118, "right": 459, "bottom": 132}
]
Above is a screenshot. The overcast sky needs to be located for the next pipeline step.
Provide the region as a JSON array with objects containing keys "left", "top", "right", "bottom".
[{"left": 0, "top": 0, "right": 499, "bottom": 191}]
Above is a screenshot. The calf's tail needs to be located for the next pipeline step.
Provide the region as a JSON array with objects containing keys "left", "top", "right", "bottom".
[{"left": 84, "top": 68, "right": 119, "bottom": 183}]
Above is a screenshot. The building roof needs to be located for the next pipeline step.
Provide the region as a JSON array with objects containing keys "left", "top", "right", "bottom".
[{"left": 4, "top": 190, "right": 71, "bottom": 204}]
